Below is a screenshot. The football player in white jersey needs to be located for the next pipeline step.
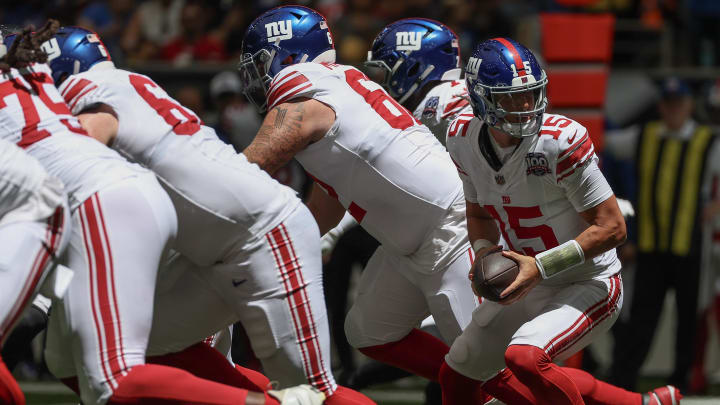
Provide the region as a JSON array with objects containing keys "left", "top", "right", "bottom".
[
  {"left": 320, "top": 18, "right": 470, "bottom": 255},
  {"left": 42, "top": 25, "right": 369, "bottom": 405},
  {"left": 1, "top": 23, "right": 319, "bottom": 405},
  {"left": 366, "top": 18, "right": 470, "bottom": 144},
  {"left": 239, "top": 5, "right": 485, "bottom": 394},
  {"left": 439, "top": 37, "right": 682, "bottom": 405},
  {"left": 0, "top": 136, "right": 70, "bottom": 405}
]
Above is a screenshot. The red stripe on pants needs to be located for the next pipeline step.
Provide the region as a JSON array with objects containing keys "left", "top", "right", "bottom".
[
  {"left": 545, "top": 275, "right": 621, "bottom": 358},
  {"left": 80, "top": 196, "right": 126, "bottom": 389},
  {"left": 266, "top": 224, "right": 332, "bottom": 393}
]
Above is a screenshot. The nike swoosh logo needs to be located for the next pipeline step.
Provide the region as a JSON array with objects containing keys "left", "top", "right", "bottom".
[
  {"left": 232, "top": 279, "right": 247, "bottom": 287},
  {"left": 567, "top": 130, "right": 578, "bottom": 144}
]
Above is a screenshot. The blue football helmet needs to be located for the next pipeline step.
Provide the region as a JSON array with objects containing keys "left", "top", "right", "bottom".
[
  {"left": 7, "top": 26, "right": 113, "bottom": 85},
  {"left": 239, "top": 5, "right": 335, "bottom": 113},
  {"left": 465, "top": 38, "right": 547, "bottom": 138},
  {"left": 366, "top": 18, "right": 461, "bottom": 105}
]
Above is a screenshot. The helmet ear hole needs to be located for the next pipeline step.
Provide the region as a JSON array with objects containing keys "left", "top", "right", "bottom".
[{"left": 407, "top": 62, "right": 419, "bottom": 77}]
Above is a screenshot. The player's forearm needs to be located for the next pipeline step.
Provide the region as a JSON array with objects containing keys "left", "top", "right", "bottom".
[
  {"left": 467, "top": 215, "right": 500, "bottom": 248},
  {"left": 244, "top": 99, "right": 334, "bottom": 175},
  {"left": 76, "top": 105, "right": 119, "bottom": 146},
  {"left": 306, "top": 182, "right": 346, "bottom": 235},
  {"left": 466, "top": 201, "right": 500, "bottom": 250},
  {"left": 575, "top": 220, "right": 626, "bottom": 260},
  {"left": 243, "top": 103, "right": 311, "bottom": 174}
]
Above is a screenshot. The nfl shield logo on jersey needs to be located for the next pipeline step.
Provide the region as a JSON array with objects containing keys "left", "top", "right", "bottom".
[
  {"left": 525, "top": 152, "right": 550, "bottom": 176},
  {"left": 422, "top": 96, "right": 439, "bottom": 119},
  {"left": 495, "top": 174, "right": 506, "bottom": 185}
]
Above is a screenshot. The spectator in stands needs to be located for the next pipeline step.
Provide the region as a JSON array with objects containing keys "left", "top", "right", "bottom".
[
  {"left": 76, "top": 0, "right": 136, "bottom": 61},
  {"left": 607, "top": 77, "right": 720, "bottom": 393},
  {"left": 160, "top": 0, "right": 227, "bottom": 65},
  {"left": 121, "top": 0, "right": 184, "bottom": 62}
]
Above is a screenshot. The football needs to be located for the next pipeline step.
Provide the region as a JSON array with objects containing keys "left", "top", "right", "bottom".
[{"left": 471, "top": 251, "right": 520, "bottom": 302}]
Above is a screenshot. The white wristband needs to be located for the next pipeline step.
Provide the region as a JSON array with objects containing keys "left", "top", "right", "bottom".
[
  {"left": 472, "top": 239, "right": 494, "bottom": 254},
  {"left": 535, "top": 240, "right": 585, "bottom": 279}
]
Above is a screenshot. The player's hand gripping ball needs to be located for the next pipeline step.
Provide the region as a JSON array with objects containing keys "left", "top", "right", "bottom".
[{"left": 470, "top": 249, "right": 520, "bottom": 302}]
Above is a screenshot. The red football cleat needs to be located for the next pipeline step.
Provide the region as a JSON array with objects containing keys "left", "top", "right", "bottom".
[{"left": 642, "top": 385, "right": 683, "bottom": 405}]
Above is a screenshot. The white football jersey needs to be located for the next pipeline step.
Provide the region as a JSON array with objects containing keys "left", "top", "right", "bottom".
[
  {"left": 0, "top": 137, "right": 59, "bottom": 219},
  {"left": 58, "top": 68, "right": 299, "bottom": 260},
  {"left": 412, "top": 80, "right": 471, "bottom": 143},
  {"left": 0, "top": 64, "right": 145, "bottom": 211},
  {"left": 446, "top": 112, "right": 620, "bottom": 284},
  {"left": 267, "top": 62, "right": 464, "bottom": 258}
]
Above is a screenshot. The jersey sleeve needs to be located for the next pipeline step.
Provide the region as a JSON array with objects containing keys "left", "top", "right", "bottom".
[
  {"left": 58, "top": 75, "right": 108, "bottom": 115},
  {"left": 445, "top": 115, "right": 478, "bottom": 203},
  {"left": 440, "top": 81, "right": 471, "bottom": 121},
  {"left": 266, "top": 63, "right": 335, "bottom": 112},
  {"left": 555, "top": 128, "right": 613, "bottom": 211}
]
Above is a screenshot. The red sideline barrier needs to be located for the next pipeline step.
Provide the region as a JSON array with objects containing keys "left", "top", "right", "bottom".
[
  {"left": 540, "top": 14, "right": 615, "bottom": 63},
  {"left": 546, "top": 68, "right": 608, "bottom": 108}
]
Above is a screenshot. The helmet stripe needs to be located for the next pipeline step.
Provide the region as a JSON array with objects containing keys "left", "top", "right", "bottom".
[{"left": 492, "top": 37, "right": 526, "bottom": 77}]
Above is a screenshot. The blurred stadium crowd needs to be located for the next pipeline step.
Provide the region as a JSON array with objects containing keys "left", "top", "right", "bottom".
[{"left": 4, "top": 0, "right": 720, "bottom": 402}]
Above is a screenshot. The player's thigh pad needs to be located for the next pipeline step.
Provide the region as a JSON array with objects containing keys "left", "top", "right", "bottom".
[
  {"left": 60, "top": 174, "right": 177, "bottom": 404},
  {"left": 512, "top": 273, "right": 623, "bottom": 361},
  {"left": 345, "top": 246, "right": 430, "bottom": 348}
]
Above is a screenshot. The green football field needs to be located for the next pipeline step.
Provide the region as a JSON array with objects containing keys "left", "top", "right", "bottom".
[{"left": 19, "top": 380, "right": 720, "bottom": 405}]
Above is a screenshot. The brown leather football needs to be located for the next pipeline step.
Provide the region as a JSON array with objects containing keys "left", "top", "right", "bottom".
[{"left": 471, "top": 251, "right": 519, "bottom": 302}]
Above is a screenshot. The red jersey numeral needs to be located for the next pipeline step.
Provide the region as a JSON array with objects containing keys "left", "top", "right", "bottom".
[
  {"left": 0, "top": 75, "right": 87, "bottom": 148},
  {"left": 129, "top": 74, "right": 202, "bottom": 136},
  {"left": 344, "top": 69, "right": 418, "bottom": 130},
  {"left": 539, "top": 116, "right": 572, "bottom": 140},
  {"left": 484, "top": 204, "right": 560, "bottom": 256}
]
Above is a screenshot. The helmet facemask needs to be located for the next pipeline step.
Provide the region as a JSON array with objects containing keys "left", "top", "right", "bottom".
[
  {"left": 366, "top": 51, "right": 439, "bottom": 105},
  {"left": 474, "top": 71, "right": 547, "bottom": 138},
  {"left": 238, "top": 47, "right": 276, "bottom": 113}
]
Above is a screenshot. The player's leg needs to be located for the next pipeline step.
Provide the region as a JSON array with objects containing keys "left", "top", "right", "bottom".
[
  {"left": 179, "top": 204, "right": 373, "bottom": 404},
  {"left": 345, "top": 247, "right": 450, "bottom": 382},
  {"left": 0, "top": 204, "right": 68, "bottom": 405},
  {"left": 415, "top": 246, "right": 478, "bottom": 345},
  {"left": 609, "top": 253, "right": 669, "bottom": 390},
  {"left": 240, "top": 206, "right": 375, "bottom": 404},
  {"left": 500, "top": 274, "right": 625, "bottom": 405},
  {"left": 57, "top": 176, "right": 256, "bottom": 404},
  {"left": 440, "top": 298, "right": 535, "bottom": 405}
]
